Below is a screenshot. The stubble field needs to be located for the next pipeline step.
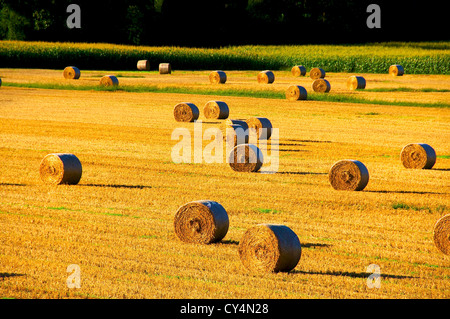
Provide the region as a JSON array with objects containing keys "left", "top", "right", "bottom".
[{"left": 0, "top": 68, "right": 449, "bottom": 299}]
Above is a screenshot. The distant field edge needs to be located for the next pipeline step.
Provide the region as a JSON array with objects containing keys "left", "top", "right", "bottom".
[{"left": 0, "top": 40, "right": 449, "bottom": 74}]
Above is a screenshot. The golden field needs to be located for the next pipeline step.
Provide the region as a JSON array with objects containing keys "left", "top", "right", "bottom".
[{"left": 0, "top": 68, "right": 449, "bottom": 299}]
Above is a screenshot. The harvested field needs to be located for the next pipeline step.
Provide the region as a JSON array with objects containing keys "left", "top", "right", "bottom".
[{"left": 0, "top": 68, "right": 449, "bottom": 299}]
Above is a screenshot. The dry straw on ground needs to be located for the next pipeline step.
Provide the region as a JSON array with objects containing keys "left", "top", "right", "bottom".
[
  {"left": 174, "top": 200, "right": 229, "bottom": 244},
  {"left": 285, "top": 85, "right": 307, "bottom": 101},
  {"left": 433, "top": 214, "right": 450, "bottom": 255},
  {"left": 238, "top": 224, "right": 301, "bottom": 273},
  {"left": 63, "top": 66, "right": 80, "bottom": 80},
  {"left": 329, "top": 159, "right": 369, "bottom": 191},
  {"left": 389, "top": 64, "right": 404, "bottom": 76},
  {"left": 99, "top": 75, "right": 119, "bottom": 87},
  {"left": 312, "top": 78, "right": 331, "bottom": 93},
  {"left": 159, "top": 63, "right": 172, "bottom": 74},
  {"left": 228, "top": 144, "right": 264, "bottom": 173},
  {"left": 39, "top": 153, "right": 82, "bottom": 185},
  {"left": 347, "top": 76, "right": 366, "bottom": 90},
  {"left": 309, "top": 67, "right": 326, "bottom": 79},
  {"left": 246, "top": 117, "right": 272, "bottom": 140},
  {"left": 203, "top": 100, "right": 229, "bottom": 119},
  {"left": 209, "top": 70, "right": 227, "bottom": 84},
  {"left": 291, "top": 65, "right": 306, "bottom": 77},
  {"left": 173, "top": 102, "right": 200, "bottom": 122},
  {"left": 257, "top": 70, "right": 275, "bottom": 84},
  {"left": 400, "top": 143, "right": 436, "bottom": 169},
  {"left": 137, "top": 60, "right": 150, "bottom": 71}
]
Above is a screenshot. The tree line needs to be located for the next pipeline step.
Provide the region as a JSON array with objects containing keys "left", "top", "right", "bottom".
[{"left": 0, "top": 0, "right": 446, "bottom": 46}]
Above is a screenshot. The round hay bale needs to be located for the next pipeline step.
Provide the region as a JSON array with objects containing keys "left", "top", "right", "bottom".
[
  {"left": 309, "top": 67, "right": 326, "bottom": 79},
  {"left": 228, "top": 144, "right": 264, "bottom": 173},
  {"left": 311, "top": 78, "right": 331, "bottom": 93},
  {"left": 221, "top": 119, "right": 249, "bottom": 142},
  {"left": 257, "top": 70, "right": 275, "bottom": 84},
  {"left": 285, "top": 85, "right": 307, "bottom": 101},
  {"left": 99, "top": 75, "right": 119, "bottom": 87},
  {"left": 159, "top": 63, "right": 172, "bottom": 74},
  {"left": 39, "top": 153, "right": 82, "bottom": 185},
  {"left": 238, "top": 224, "right": 301, "bottom": 273},
  {"left": 203, "top": 100, "right": 229, "bottom": 119},
  {"left": 63, "top": 66, "right": 80, "bottom": 80},
  {"left": 329, "top": 159, "right": 369, "bottom": 191},
  {"left": 400, "top": 143, "right": 436, "bottom": 169},
  {"left": 0, "top": 78, "right": 2, "bottom": 87},
  {"left": 137, "top": 60, "right": 150, "bottom": 71},
  {"left": 225, "top": 124, "right": 249, "bottom": 148},
  {"left": 347, "top": 75, "right": 366, "bottom": 90},
  {"left": 173, "top": 102, "right": 200, "bottom": 122},
  {"left": 389, "top": 64, "right": 404, "bottom": 76},
  {"left": 174, "top": 200, "right": 229, "bottom": 244},
  {"left": 224, "top": 119, "right": 249, "bottom": 132},
  {"left": 245, "top": 117, "right": 272, "bottom": 140},
  {"left": 209, "top": 70, "right": 227, "bottom": 84},
  {"left": 433, "top": 214, "right": 450, "bottom": 255},
  {"left": 291, "top": 65, "right": 307, "bottom": 77}
]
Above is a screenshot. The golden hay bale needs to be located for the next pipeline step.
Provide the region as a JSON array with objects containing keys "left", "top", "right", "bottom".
[
  {"left": 99, "top": 75, "right": 119, "bottom": 87},
  {"left": 329, "top": 159, "right": 369, "bottom": 191},
  {"left": 220, "top": 119, "right": 249, "bottom": 142},
  {"left": 400, "top": 143, "right": 436, "bottom": 169},
  {"left": 203, "top": 100, "right": 229, "bottom": 119},
  {"left": 209, "top": 70, "right": 227, "bottom": 84},
  {"left": 159, "top": 63, "right": 172, "bottom": 74},
  {"left": 225, "top": 124, "right": 249, "bottom": 149},
  {"left": 228, "top": 144, "right": 264, "bottom": 173},
  {"left": 285, "top": 85, "right": 307, "bottom": 101},
  {"left": 245, "top": 117, "right": 272, "bottom": 140},
  {"left": 433, "top": 214, "right": 450, "bottom": 255},
  {"left": 389, "top": 64, "right": 404, "bottom": 76},
  {"left": 309, "top": 67, "right": 326, "bottom": 79},
  {"left": 174, "top": 200, "right": 229, "bottom": 244},
  {"left": 238, "top": 224, "right": 301, "bottom": 273},
  {"left": 224, "top": 119, "right": 249, "bottom": 132},
  {"left": 347, "top": 75, "right": 366, "bottom": 90},
  {"left": 257, "top": 70, "right": 275, "bottom": 84},
  {"left": 311, "top": 78, "right": 331, "bottom": 93},
  {"left": 63, "top": 66, "right": 81, "bottom": 80},
  {"left": 137, "top": 60, "right": 150, "bottom": 71},
  {"left": 0, "top": 78, "right": 2, "bottom": 87},
  {"left": 173, "top": 102, "right": 200, "bottom": 122},
  {"left": 39, "top": 153, "right": 82, "bottom": 185},
  {"left": 291, "top": 65, "right": 307, "bottom": 77}
]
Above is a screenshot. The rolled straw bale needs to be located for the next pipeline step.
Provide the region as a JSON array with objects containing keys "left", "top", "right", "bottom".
[
  {"left": 99, "top": 75, "right": 119, "bottom": 87},
  {"left": 225, "top": 124, "right": 249, "bottom": 149},
  {"left": 329, "top": 159, "right": 369, "bottom": 191},
  {"left": 347, "top": 75, "right": 366, "bottom": 90},
  {"left": 309, "top": 67, "right": 326, "bottom": 79},
  {"left": 291, "top": 65, "right": 306, "bottom": 77},
  {"left": 400, "top": 143, "right": 436, "bottom": 169},
  {"left": 224, "top": 119, "right": 249, "bottom": 132},
  {"left": 220, "top": 119, "right": 249, "bottom": 142},
  {"left": 63, "top": 66, "right": 80, "bottom": 80},
  {"left": 389, "top": 64, "right": 404, "bottom": 76},
  {"left": 228, "top": 144, "right": 264, "bottom": 173},
  {"left": 39, "top": 153, "right": 82, "bottom": 185},
  {"left": 173, "top": 102, "right": 199, "bottom": 122},
  {"left": 245, "top": 117, "right": 272, "bottom": 140},
  {"left": 285, "top": 85, "right": 307, "bottom": 101},
  {"left": 433, "top": 214, "right": 450, "bottom": 255},
  {"left": 137, "top": 60, "right": 150, "bottom": 71},
  {"left": 203, "top": 100, "right": 229, "bottom": 119},
  {"left": 238, "top": 224, "right": 301, "bottom": 273},
  {"left": 159, "top": 63, "right": 172, "bottom": 74},
  {"left": 0, "top": 78, "right": 2, "bottom": 87},
  {"left": 209, "top": 70, "right": 227, "bottom": 84},
  {"left": 257, "top": 70, "right": 275, "bottom": 84},
  {"left": 311, "top": 78, "right": 331, "bottom": 93},
  {"left": 174, "top": 200, "right": 229, "bottom": 244}
]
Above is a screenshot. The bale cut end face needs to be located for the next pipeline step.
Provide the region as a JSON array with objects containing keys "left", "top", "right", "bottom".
[
  {"left": 286, "top": 85, "right": 307, "bottom": 101},
  {"left": 173, "top": 102, "right": 200, "bottom": 122},
  {"left": 257, "top": 70, "right": 275, "bottom": 84},
  {"left": 329, "top": 159, "right": 369, "bottom": 191},
  {"left": 174, "top": 200, "right": 229, "bottom": 244},
  {"left": 291, "top": 65, "right": 306, "bottom": 77},
  {"left": 228, "top": 144, "right": 264, "bottom": 173},
  {"left": 312, "top": 78, "right": 331, "bottom": 93},
  {"left": 347, "top": 76, "right": 366, "bottom": 90},
  {"left": 309, "top": 67, "right": 326, "bottom": 79},
  {"left": 63, "top": 66, "right": 81, "bottom": 80},
  {"left": 203, "top": 100, "right": 229, "bottom": 119},
  {"left": 389, "top": 64, "right": 404, "bottom": 76},
  {"left": 209, "top": 71, "right": 227, "bottom": 84},
  {"left": 99, "top": 75, "right": 119, "bottom": 87},
  {"left": 245, "top": 117, "right": 272, "bottom": 140},
  {"left": 238, "top": 224, "right": 301, "bottom": 273},
  {"left": 400, "top": 143, "right": 436, "bottom": 169},
  {"left": 39, "top": 153, "right": 82, "bottom": 185},
  {"left": 433, "top": 214, "right": 450, "bottom": 255}
]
